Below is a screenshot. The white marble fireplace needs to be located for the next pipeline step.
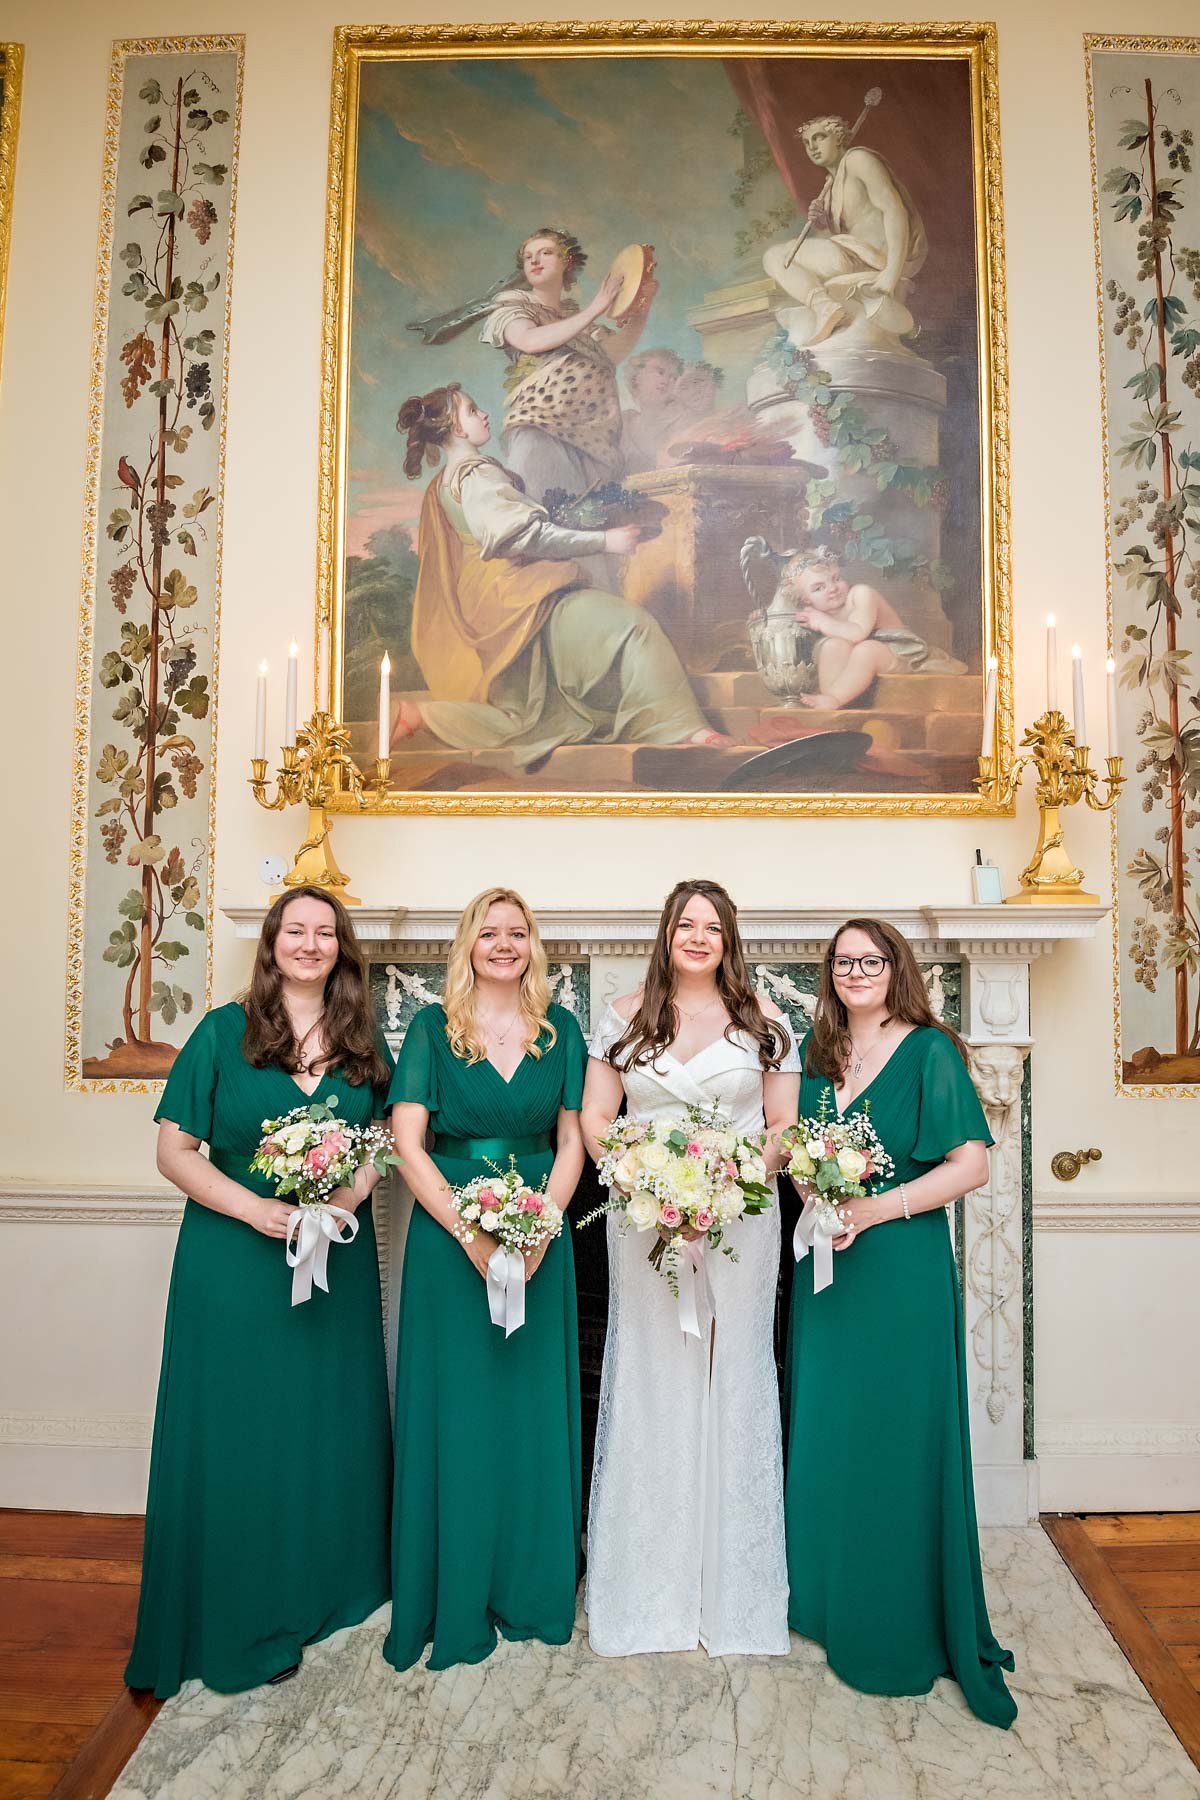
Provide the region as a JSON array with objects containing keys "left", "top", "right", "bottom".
[{"left": 226, "top": 900, "right": 1106, "bottom": 1526}]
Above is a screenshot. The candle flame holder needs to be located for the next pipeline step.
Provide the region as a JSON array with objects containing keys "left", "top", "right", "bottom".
[
  {"left": 976, "top": 709, "right": 1123, "bottom": 904},
  {"left": 250, "top": 712, "right": 391, "bottom": 905}
]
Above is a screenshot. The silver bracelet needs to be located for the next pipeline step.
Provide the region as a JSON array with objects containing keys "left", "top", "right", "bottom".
[{"left": 900, "top": 1182, "right": 911, "bottom": 1221}]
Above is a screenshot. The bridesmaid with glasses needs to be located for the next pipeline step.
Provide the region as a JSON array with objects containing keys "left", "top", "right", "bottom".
[
  {"left": 385, "top": 888, "right": 587, "bottom": 1671},
  {"left": 784, "top": 917, "right": 1017, "bottom": 1729}
]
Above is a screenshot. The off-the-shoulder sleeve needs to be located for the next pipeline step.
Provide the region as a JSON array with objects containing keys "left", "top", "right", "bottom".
[
  {"left": 911, "top": 1031, "right": 994, "bottom": 1163},
  {"left": 373, "top": 1032, "right": 397, "bottom": 1115},
  {"left": 154, "top": 1010, "right": 220, "bottom": 1143},
  {"left": 556, "top": 1008, "right": 587, "bottom": 1110},
  {"left": 588, "top": 1001, "right": 627, "bottom": 1063},
  {"left": 387, "top": 1007, "right": 440, "bottom": 1114}
]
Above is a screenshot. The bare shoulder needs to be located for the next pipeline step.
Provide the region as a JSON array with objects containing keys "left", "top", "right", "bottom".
[{"left": 610, "top": 989, "right": 643, "bottom": 1022}]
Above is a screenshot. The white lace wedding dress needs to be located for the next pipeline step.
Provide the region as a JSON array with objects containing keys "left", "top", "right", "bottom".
[{"left": 584, "top": 1003, "right": 798, "bottom": 1656}]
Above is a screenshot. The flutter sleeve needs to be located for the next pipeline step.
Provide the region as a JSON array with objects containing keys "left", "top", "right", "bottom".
[
  {"left": 911, "top": 1030, "right": 995, "bottom": 1164},
  {"left": 154, "top": 1010, "right": 220, "bottom": 1143},
  {"left": 588, "top": 1001, "right": 627, "bottom": 1064},
  {"left": 387, "top": 1007, "right": 440, "bottom": 1115},
  {"left": 373, "top": 1033, "right": 397, "bottom": 1116},
  {"left": 556, "top": 1008, "right": 588, "bottom": 1111},
  {"left": 458, "top": 459, "right": 605, "bottom": 563}
]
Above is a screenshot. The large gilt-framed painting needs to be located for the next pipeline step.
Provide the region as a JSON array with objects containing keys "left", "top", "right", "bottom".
[{"left": 318, "top": 21, "right": 1011, "bottom": 814}]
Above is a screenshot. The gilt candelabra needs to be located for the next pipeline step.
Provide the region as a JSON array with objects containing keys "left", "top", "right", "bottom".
[
  {"left": 975, "top": 710, "right": 1124, "bottom": 905},
  {"left": 249, "top": 711, "right": 390, "bottom": 906}
]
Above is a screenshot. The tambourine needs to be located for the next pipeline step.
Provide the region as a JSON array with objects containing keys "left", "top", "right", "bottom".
[{"left": 607, "top": 243, "right": 657, "bottom": 318}]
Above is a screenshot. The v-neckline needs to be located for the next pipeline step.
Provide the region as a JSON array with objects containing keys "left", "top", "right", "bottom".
[
  {"left": 832, "top": 1026, "right": 920, "bottom": 1118},
  {"left": 481, "top": 1052, "right": 528, "bottom": 1087},
  {"left": 664, "top": 1031, "right": 732, "bottom": 1070},
  {"left": 287, "top": 1070, "right": 330, "bottom": 1102}
]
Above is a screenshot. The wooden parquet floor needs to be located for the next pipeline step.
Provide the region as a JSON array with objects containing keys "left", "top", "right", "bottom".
[
  {"left": 1, "top": 1508, "right": 1198, "bottom": 1794},
  {"left": 1044, "top": 1511, "right": 1200, "bottom": 1771},
  {"left": 0, "top": 1510, "right": 159, "bottom": 1799}
]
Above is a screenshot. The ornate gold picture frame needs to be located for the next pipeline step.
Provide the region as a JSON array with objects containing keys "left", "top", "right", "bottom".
[
  {"left": 318, "top": 21, "right": 1012, "bottom": 815},
  {"left": 0, "top": 44, "right": 24, "bottom": 393}
]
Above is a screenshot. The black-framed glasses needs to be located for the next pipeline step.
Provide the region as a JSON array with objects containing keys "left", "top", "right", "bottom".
[{"left": 831, "top": 954, "right": 891, "bottom": 978}]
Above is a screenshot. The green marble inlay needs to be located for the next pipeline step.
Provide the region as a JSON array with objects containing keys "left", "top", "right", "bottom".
[{"left": 368, "top": 958, "right": 590, "bottom": 1050}]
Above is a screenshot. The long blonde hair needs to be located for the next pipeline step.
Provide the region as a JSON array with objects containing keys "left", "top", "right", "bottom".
[{"left": 442, "top": 887, "right": 556, "bottom": 1064}]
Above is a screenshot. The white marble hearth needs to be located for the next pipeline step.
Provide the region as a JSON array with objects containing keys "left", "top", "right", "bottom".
[{"left": 112, "top": 1527, "right": 1197, "bottom": 1800}]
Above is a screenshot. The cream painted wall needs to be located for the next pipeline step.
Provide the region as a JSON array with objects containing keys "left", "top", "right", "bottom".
[{"left": 1, "top": 0, "right": 1197, "bottom": 1511}]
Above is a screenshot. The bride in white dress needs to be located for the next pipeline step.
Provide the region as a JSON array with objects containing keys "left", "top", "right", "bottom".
[{"left": 581, "top": 879, "right": 801, "bottom": 1657}]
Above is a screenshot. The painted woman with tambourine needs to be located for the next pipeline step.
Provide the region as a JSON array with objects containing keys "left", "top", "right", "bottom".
[{"left": 409, "top": 226, "right": 657, "bottom": 503}]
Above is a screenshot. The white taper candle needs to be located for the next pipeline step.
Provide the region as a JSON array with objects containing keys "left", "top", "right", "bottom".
[
  {"left": 378, "top": 652, "right": 392, "bottom": 760},
  {"left": 1106, "top": 657, "right": 1119, "bottom": 758},
  {"left": 254, "top": 661, "right": 268, "bottom": 761},
  {"left": 1071, "top": 644, "right": 1086, "bottom": 746},
  {"left": 285, "top": 641, "right": 298, "bottom": 747},
  {"left": 1046, "top": 615, "right": 1057, "bottom": 711},
  {"left": 980, "top": 655, "right": 998, "bottom": 760}
]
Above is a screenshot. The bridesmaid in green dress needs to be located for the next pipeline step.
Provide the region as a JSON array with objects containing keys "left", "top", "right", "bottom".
[
  {"left": 125, "top": 887, "right": 394, "bottom": 1699},
  {"left": 784, "top": 917, "right": 1017, "bottom": 1729},
  {"left": 386, "top": 887, "right": 586, "bottom": 1672}
]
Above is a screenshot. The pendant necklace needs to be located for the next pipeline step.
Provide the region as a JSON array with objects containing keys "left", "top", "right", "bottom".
[
  {"left": 485, "top": 1008, "right": 521, "bottom": 1045},
  {"left": 848, "top": 1029, "right": 885, "bottom": 1080},
  {"left": 677, "top": 994, "right": 720, "bottom": 1023}
]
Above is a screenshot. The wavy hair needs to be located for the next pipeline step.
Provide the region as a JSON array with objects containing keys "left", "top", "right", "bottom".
[
  {"left": 806, "top": 916, "right": 969, "bottom": 1080},
  {"left": 240, "top": 886, "right": 390, "bottom": 1088},
  {"left": 442, "top": 888, "right": 556, "bottom": 1065},
  {"left": 397, "top": 382, "right": 462, "bottom": 481},
  {"left": 606, "top": 879, "right": 789, "bottom": 1073}
]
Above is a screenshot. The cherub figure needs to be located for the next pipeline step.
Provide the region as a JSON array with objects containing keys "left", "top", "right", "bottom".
[{"left": 776, "top": 549, "right": 964, "bottom": 709}]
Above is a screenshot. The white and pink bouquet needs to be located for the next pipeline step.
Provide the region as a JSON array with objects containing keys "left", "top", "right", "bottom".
[
  {"left": 578, "top": 1104, "right": 772, "bottom": 1334},
  {"left": 778, "top": 1089, "right": 894, "bottom": 1292},
  {"left": 250, "top": 1097, "right": 399, "bottom": 1305},
  {"left": 447, "top": 1157, "right": 564, "bottom": 1337}
]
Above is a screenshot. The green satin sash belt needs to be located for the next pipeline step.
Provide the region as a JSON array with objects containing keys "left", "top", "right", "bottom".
[{"left": 433, "top": 1132, "right": 553, "bottom": 1163}]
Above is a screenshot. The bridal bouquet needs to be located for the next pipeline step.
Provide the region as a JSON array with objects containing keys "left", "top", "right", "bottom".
[
  {"left": 578, "top": 1105, "right": 772, "bottom": 1333},
  {"left": 778, "top": 1089, "right": 894, "bottom": 1293},
  {"left": 250, "top": 1098, "right": 399, "bottom": 1306},
  {"left": 447, "top": 1157, "right": 564, "bottom": 1338}
]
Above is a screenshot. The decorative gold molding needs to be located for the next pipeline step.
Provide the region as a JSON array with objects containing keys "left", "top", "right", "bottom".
[
  {"left": 1084, "top": 35, "right": 1200, "bottom": 1100},
  {"left": 64, "top": 37, "right": 245, "bottom": 1093},
  {"left": 315, "top": 19, "right": 1013, "bottom": 816},
  {"left": 0, "top": 45, "right": 23, "bottom": 394}
]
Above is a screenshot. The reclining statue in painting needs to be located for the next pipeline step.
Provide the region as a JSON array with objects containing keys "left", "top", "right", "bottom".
[{"left": 763, "top": 112, "right": 929, "bottom": 357}]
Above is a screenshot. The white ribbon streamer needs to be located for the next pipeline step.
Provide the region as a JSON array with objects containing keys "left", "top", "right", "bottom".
[
  {"left": 284, "top": 1204, "right": 358, "bottom": 1307},
  {"left": 675, "top": 1237, "right": 714, "bottom": 1341},
  {"left": 793, "top": 1197, "right": 840, "bottom": 1294},
  {"left": 486, "top": 1245, "right": 527, "bottom": 1337}
]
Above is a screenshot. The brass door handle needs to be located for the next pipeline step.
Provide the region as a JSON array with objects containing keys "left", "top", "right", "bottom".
[{"left": 1050, "top": 1147, "right": 1102, "bottom": 1181}]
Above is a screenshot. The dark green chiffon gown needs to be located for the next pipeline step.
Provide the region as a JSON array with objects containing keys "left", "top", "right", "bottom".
[
  {"left": 384, "top": 1001, "right": 584, "bottom": 1673},
  {"left": 784, "top": 1026, "right": 1017, "bottom": 1728},
  {"left": 125, "top": 1002, "right": 394, "bottom": 1698}
]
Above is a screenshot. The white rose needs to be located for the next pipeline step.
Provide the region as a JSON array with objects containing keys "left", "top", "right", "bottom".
[
  {"left": 462, "top": 1203, "right": 481, "bottom": 1222},
  {"left": 741, "top": 1156, "right": 768, "bottom": 1187},
  {"left": 542, "top": 1202, "right": 563, "bottom": 1231},
  {"left": 640, "top": 1141, "right": 669, "bottom": 1173},
  {"left": 614, "top": 1153, "right": 641, "bottom": 1189},
  {"left": 836, "top": 1147, "right": 868, "bottom": 1180},
  {"left": 286, "top": 1154, "right": 304, "bottom": 1172},
  {"left": 627, "top": 1191, "right": 659, "bottom": 1231},
  {"left": 480, "top": 1209, "right": 500, "bottom": 1231},
  {"left": 717, "top": 1188, "right": 746, "bottom": 1221},
  {"left": 805, "top": 1137, "right": 827, "bottom": 1161}
]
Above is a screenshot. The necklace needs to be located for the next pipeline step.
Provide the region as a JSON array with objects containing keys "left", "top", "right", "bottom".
[
  {"left": 676, "top": 994, "right": 720, "bottom": 1023},
  {"left": 293, "top": 1015, "right": 324, "bottom": 1075},
  {"left": 848, "top": 1028, "right": 887, "bottom": 1079},
  {"left": 482, "top": 1008, "right": 521, "bottom": 1045}
]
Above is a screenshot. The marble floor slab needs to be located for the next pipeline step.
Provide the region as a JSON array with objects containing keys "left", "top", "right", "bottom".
[{"left": 113, "top": 1528, "right": 1200, "bottom": 1799}]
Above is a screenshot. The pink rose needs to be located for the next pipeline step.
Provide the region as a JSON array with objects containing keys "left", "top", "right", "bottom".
[
  {"left": 694, "top": 1208, "right": 715, "bottom": 1232},
  {"left": 304, "top": 1146, "right": 331, "bottom": 1174},
  {"left": 322, "top": 1130, "right": 349, "bottom": 1155},
  {"left": 686, "top": 1139, "right": 703, "bottom": 1157},
  {"left": 521, "top": 1195, "right": 544, "bottom": 1214},
  {"left": 659, "top": 1203, "right": 683, "bottom": 1228}
]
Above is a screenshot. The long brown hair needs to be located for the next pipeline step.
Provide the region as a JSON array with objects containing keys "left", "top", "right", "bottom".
[
  {"left": 606, "top": 879, "right": 788, "bottom": 1072},
  {"left": 806, "top": 916, "right": 968, "bottom": 1080},
  {"left": 241, "top": 887, "right": 390, "bottom": 1089}
]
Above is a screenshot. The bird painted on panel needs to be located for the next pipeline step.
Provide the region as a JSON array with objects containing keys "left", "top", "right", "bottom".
[{"left": 117, "top": 455, "right": 141, "bottom": 498}]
